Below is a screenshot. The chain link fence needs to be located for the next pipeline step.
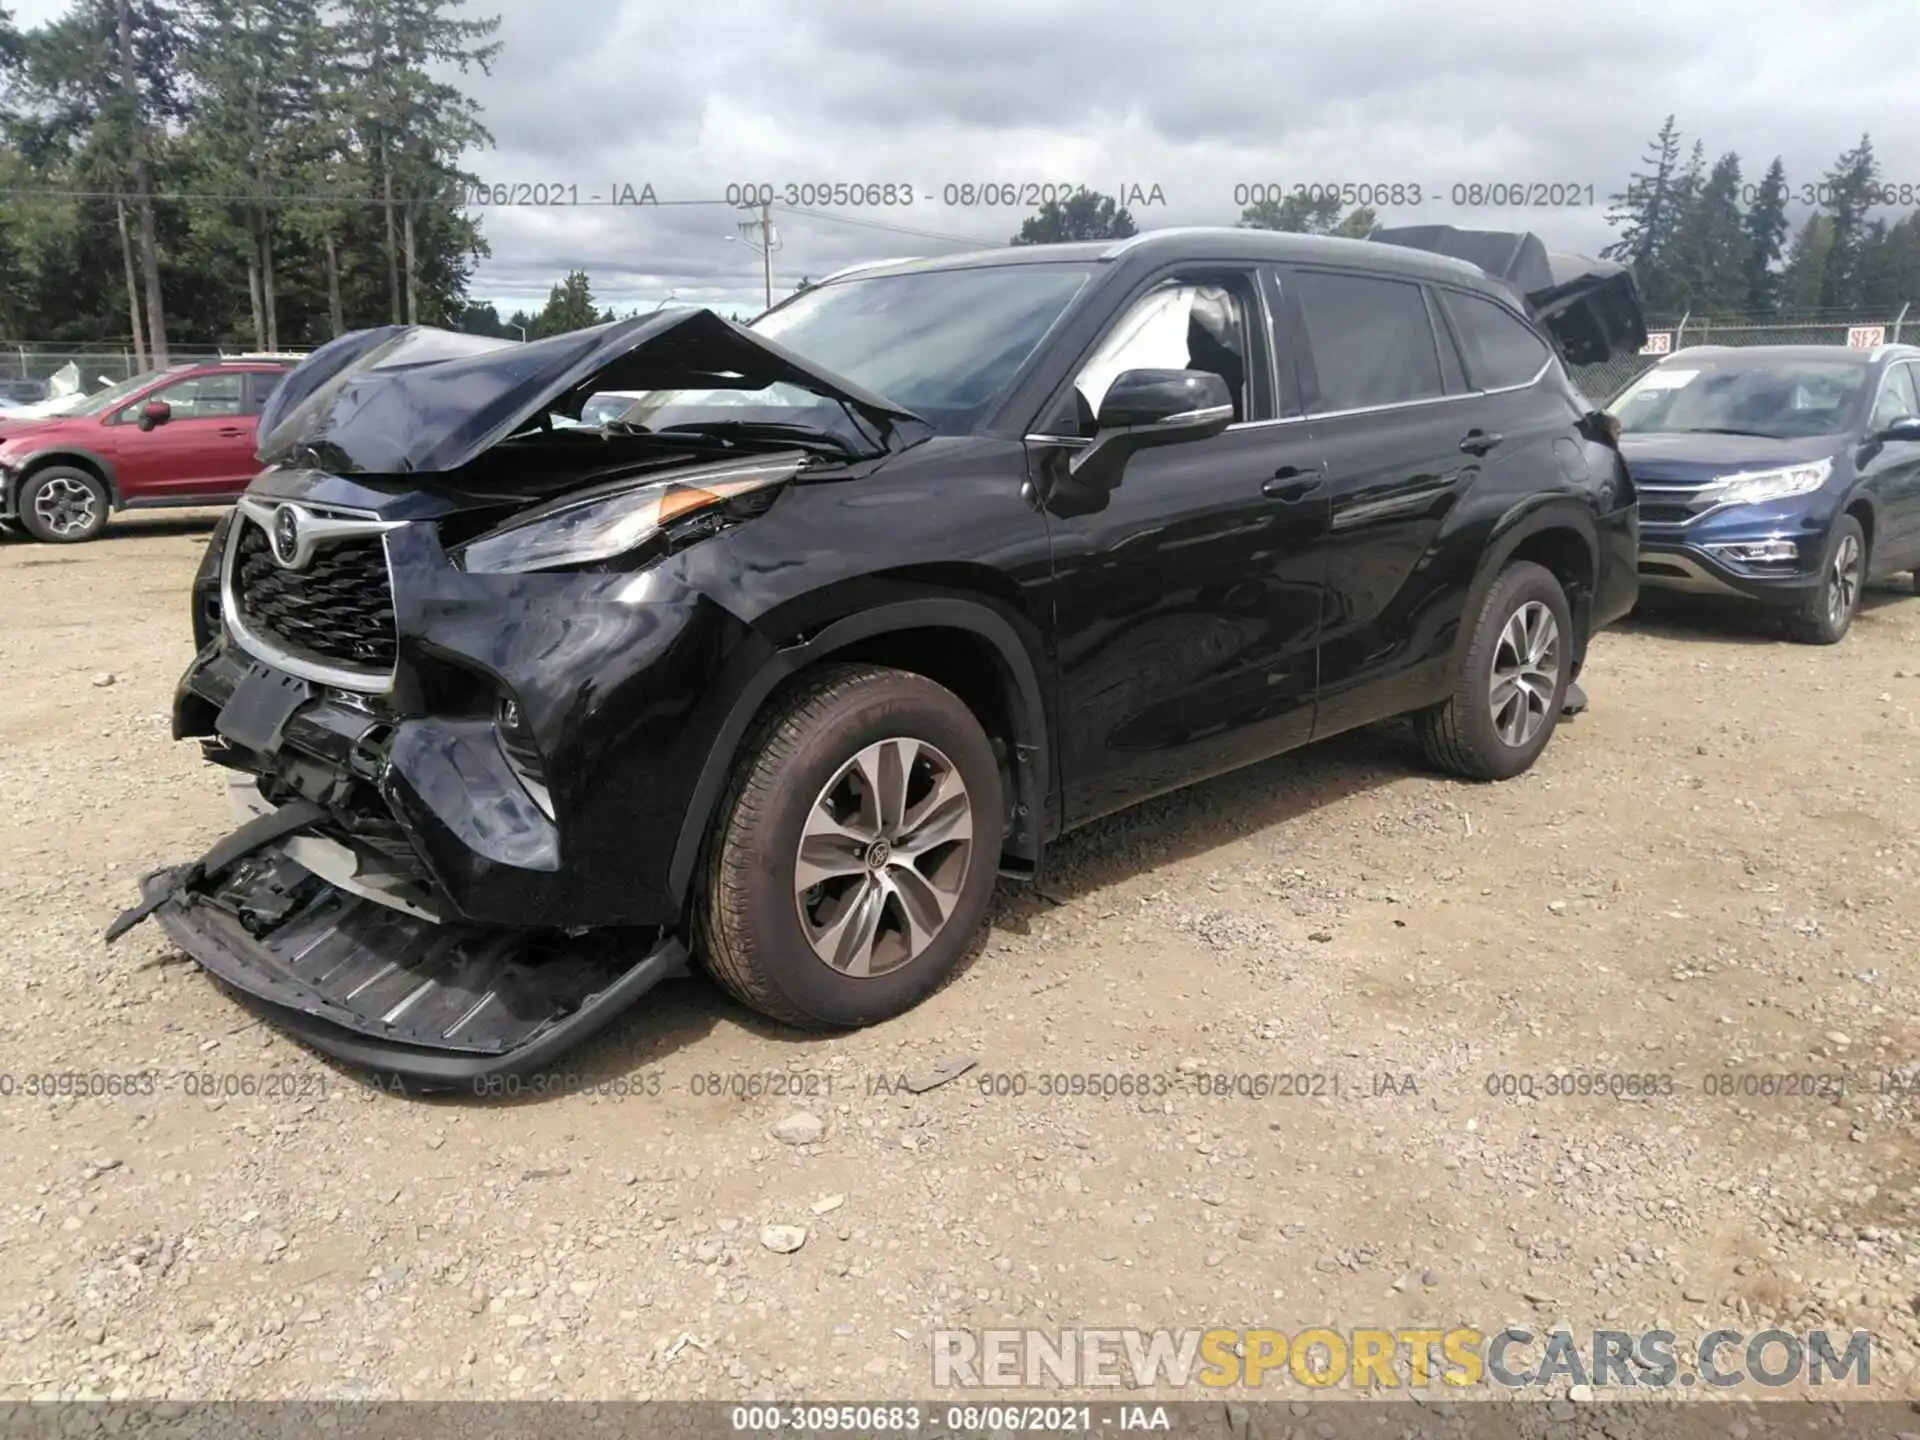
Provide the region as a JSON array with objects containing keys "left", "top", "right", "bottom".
[
  {"left": 0, "top": 343, "right": 312, "bottom": 391},
  {"left": 1570, "top": 309, "right": 1915, "bottom": 404}
]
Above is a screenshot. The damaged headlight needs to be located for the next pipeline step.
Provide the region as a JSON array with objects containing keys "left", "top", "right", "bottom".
[
  {"left": 458, "top": 454, "right": 803, "bottom": 574},
  {"left": 1695, "top": 458, "right": 1832, "bottom": 509}
]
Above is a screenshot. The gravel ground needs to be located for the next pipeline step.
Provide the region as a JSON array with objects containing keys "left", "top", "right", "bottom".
[{"left": 4, "top": 513, "right": 1920, "bottom": 1408}]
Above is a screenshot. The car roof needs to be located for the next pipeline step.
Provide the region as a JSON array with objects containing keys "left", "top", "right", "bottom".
[{"left": 812, "top": 226, "right": 1500, "bottom": 291}]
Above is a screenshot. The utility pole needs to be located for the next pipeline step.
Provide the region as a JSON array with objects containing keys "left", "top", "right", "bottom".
[{"left": 728, "top": 203, "right": 782, "bottom": 313}]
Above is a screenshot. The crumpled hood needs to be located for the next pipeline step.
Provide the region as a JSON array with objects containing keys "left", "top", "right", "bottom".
[
  {"left": 1370, "top": 225, "right": 1650, "bottom": 367},
  {"left": 255, "top": 308, "right": 930, "bottom": 475}
]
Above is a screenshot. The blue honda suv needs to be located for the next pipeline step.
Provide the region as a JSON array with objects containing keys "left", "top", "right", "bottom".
[{"left": 1611, "top": 343, "right": 1920, "bottom": 642}]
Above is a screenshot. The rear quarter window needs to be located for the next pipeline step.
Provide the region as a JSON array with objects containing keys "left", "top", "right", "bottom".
[{"left": 1440, "top": 288, "right": 1552, "bottom": 390}]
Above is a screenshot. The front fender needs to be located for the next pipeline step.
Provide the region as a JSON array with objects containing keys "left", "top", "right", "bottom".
[
  {"left": 9, "top": 446, "right": 123, "bottom": 506},
  {"left": 665, "top": 595, "right": 1052, "bottom": 905}
]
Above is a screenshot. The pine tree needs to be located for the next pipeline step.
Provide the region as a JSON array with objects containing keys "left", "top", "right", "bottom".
[
  {"left": 1010, "top": 187, "right": 1135, "bottom": 245},
  {"left": 181, "top": 0, "right": 331, "bottom": 350},
  {"left": 1664, "top": 151, "right": 1744, "bottom": 314},
  {"left": 1780, "top": 215, "right": 1834, "bottom": 315},
  {"left": 1816, "top": 135, "right": 1880, "bottom": 312},
  {"left": 532, "top": 268, "right": 598, "bottom": 336},
  {"left": 334, "top": 0, "right": 499, "bottom": 323},
  {"left": 1740, "top": 157, "right": 1790, "bottom": 315},
  {"left": 1858, "top": 213, "right": 1920, "bottom": 315},
  {"left": 1602, "top": 116, "right": 1685, "bottom": 301}
]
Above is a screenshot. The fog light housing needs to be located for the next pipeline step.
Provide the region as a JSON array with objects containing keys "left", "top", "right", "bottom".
[
  {"left": 1707, "top": 539, "right": 1799, "bottom": 564},
  {"left": 495, "top": 692, "right": 553, "bottom": 817}
]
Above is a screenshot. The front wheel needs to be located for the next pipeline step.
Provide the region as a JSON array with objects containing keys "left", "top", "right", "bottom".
[
  {"left": 18, "top": 467, "right": 110, "bottom": 544},
  {"left": 1790, "top": 515, "right": 1865, "bottom": 645},
  {"left": 695, "top": 663, "right": 1004, "bottom": 1030},
  {"left": 1416, "top": 560, "right": 1573, "bottom": 781}
]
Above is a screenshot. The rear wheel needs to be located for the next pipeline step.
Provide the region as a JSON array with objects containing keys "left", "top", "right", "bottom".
[
  {"left": 1416, "top": 560, "right": 1572, "bottom": 781},
  {"left": 18, "top": 467, "right": 109, "bottom": 544},
  {"left": 695, "top": 663, "right": 1004, "bottom": 1029},
  {"left": 1790, "top": 515, "right": 1865, "bottom": 645}
]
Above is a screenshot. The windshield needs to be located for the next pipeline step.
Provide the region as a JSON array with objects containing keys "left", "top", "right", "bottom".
[
  {"left": 62, "top": 368, "right": 173, "bottom": 417},
  {"left": 579, "top": 391, "right": 646, "bottom": 427},
  {"left": 622, "top": 264, "right": 1096, "bottom": 438},
  {"left": 1609, "top": 359, "right": 1870, "bottom": 439}
]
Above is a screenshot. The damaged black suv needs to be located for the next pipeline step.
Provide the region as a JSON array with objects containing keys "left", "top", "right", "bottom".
[{"left": 111, "top": 226, "right": 1645, "bottom": 1087}]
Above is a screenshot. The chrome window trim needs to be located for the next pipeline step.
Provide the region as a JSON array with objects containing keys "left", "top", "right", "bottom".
[
  {"left": 1027, "top": 363, "right": 1548, "bottom": 440},
  {"left": 221, "top": 497, "right": 404, "bottom": 695},
  {"left": 1299, "top": 358, "right": 1551, "bottom": 423}
]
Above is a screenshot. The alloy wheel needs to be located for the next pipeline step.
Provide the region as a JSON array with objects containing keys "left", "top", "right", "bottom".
[
  {"left": 1827, "top": 531, "right": 1863, "bottom": 630},
  {"left": 793, "top": 737, "right": 975, "bottom": 978},
  {"left": 1487, "top": 600, "right": 1560, "bottom": 748},
  {"left": 32, "top": 476, "right": 99, "bottom": 539}
]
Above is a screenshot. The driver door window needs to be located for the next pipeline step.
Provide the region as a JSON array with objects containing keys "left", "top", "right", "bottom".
[
  {"left": 124, "top": 373, "right": 246, "bottom": 422},
  {"left": 1060, "top": 276, "right": 1263, "bottom": 435},
  {"left": 1871, "top": 363, "right": 1919, "bottom": 432}
]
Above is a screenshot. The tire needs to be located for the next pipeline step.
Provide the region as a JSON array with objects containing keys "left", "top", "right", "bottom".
[
  {"left": 1789, "top": 515, "right": 1865, "bottom": 645},
  {"left": 695, "top": 662, "right": 1005, "bottom": 1029},
  {"left": 18, "top": 467, "right": 110, "bottom": 544},
  {"left": 1416, "top": 560, "right": 1573, "bottom": 781}
]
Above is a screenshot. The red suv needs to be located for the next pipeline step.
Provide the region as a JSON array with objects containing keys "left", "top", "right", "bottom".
[{"left": 0, "top": 358, "right": 292, "bottom": 543}]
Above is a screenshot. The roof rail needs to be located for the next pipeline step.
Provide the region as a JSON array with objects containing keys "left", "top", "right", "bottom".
[
  {"left": 1100, "top": 226, "right": 1242, "bottom": 258},
  {"left": 813, "top": 257, "right": 920, "bottom": 284}
]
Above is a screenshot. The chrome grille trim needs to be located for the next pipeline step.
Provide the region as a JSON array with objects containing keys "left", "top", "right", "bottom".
[{"left": 221, "top": 497, "right": 405, "bottom": 694}]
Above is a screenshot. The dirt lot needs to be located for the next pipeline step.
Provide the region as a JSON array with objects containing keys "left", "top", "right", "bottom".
[{"left": 4, "top": 513, "right": 1920, "bottom": 1408}]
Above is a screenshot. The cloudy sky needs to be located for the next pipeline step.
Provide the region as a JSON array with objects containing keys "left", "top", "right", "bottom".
[{"left": 15, "top": 0, "right": 1920, "bottom": 315}]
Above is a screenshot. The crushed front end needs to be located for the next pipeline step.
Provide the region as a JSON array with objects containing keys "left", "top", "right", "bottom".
[
  {"left": 108, "top": 310, "right": 923, "bottom": 1087},
  {"left": 114, "top": 481, "right": 712, "bottom": 1088}
]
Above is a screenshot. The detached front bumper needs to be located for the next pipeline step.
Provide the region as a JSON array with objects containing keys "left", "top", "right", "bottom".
[{"left": 114, "top": 839, "right": 688, "bottom": 1090}]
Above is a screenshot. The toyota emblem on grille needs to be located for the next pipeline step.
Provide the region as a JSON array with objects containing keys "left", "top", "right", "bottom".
[{"left": 271, "top": 505, "right": 303, "bottom": 568}]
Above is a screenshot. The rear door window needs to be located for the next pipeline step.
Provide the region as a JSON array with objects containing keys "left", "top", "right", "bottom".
[
  {"left": 1440, "top": 288, "right": 1553, "bottom": 390},
  {"left": 1290, "top": 269, "right": 1445, "bottom": 413}
]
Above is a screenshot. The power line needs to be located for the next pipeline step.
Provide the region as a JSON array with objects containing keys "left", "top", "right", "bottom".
[
  {"left": 0, "top": 188, "right": 1017, "bottom": 246},
  {"left": 770, "top": 204, "right": 990, "bottom": 248}
]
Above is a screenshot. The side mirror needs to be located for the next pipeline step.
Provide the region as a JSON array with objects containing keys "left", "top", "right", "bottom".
[
  {"left": 1877, "top": 415, "right": 1920, "bottom": 444},
  {"left": 1065, "top": 369, "right": 1235, "bottom": 493},
  {"left": 138, "top": 399, "right": 171, "bottom": 431},
  {"left": 1094, "top": 368, "right": 1235, "bottom": 433}
]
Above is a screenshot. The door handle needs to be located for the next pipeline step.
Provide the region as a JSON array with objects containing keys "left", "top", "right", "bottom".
[
  {"left": 1262, "top": 466, "right": 1325, "bottom": 503},
  {"left": 218, "top": 427, "right": 245, "bottom": 436},
  {"left": 1459, "top": 429, "right": 1503, "bottom": 456}
]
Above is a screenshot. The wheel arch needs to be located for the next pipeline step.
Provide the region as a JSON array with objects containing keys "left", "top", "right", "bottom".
[
  {"left": 1455, "top": 499, "right": 1601, "bottom": 678},
  {"left": 11, "top": 448, "right": 122, "bottom": 509},
  {"left": 1840, "top": 495, "right": 1877, "bottom": 570},
  {"left": 666, "top": 595, "right": 1053, "bottom": 908}
]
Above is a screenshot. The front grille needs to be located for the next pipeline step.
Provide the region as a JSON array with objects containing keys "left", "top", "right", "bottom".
[
  {"left": 232, "top": 518, "right": 396, "bottom": 672},
  {"left": 1640, "top": 503, "right": 1695, "bottom": 525},
  {"left": 1635, "top": 482, "right": 1713, "bottom": 528}
]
